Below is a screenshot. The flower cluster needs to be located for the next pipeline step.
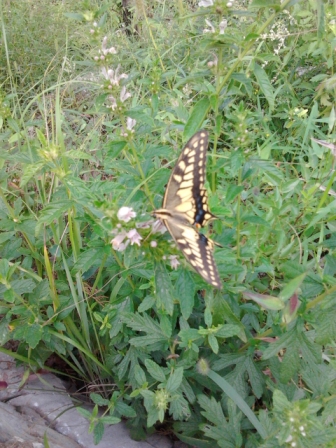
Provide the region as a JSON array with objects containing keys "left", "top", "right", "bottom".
[
  {"left": 260, "top": 15, "right": 293, "bottom": 69},
  {"left": 111, "top": 207, "right": 181, "bottom": 271},
  {"left": 94, "top": 36, "right": 116, "bottom": 60},
  {"left": 94, "top": 36, "right": 133, "bottom": 124},
  {"left": 203, "top": 18, "right": 227, "bottom": 35},
  {"left": 89, "top": 21, "right": 101, "bottom": 38},
  {"left": 111, "top": 207, "right": 142, "bottom": 251}
]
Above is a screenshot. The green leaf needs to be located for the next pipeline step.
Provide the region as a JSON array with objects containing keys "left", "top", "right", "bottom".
[
  {"left": 278, "top": 273, "right": 306, "bottom": 302},
  {"left": 90, "top": 393, "right": 109, "bottom": 406},
  {"left": 166, "top": 367, "right": 183, "bottom": 393},
  {"left": 138, "top": 295, "right": 156, "bottom": 312},
  {"left": 280, "top": 344, "right": 300, "bottom": 383},
  {"left": 115, "top": 401, "right": 137, "bottom": 418},
  {"left": 154, "top": 262, "right": 175, "bottom": 315},
  {"left": 93, "top": 421, "right": 105, "bottom": 445},
  {"left": 64, "top": 12, "right": 85, "bottom": 20},
  {"left": 273, "top": 389, "right": 291, "bottom": 412},
  {"left": 11, "top": 279, "right": 37, "bottom": 295},
  {"left": 145, "top": 359, "right": 166, "bottom": 382},
  {"left": 253, "top": 63, "right": 275, "bottom": 111},
  {"left": 25, "top": 324, "right": 43, "bottom": 349},
  {"left": 207, "top": 369, "right": 267, "bottom": 439},
  {"left": 72, "top": 247, "right": 105, "bottom": 274},
  {"left": 175, "top": 270, "right": 195, "bottom": 320},
  {"left": 315, "top": 310, "right": 336, "bottom": 345},
  {"left": 66, "top": 150, "right": 94, "bottom": 160},
  {"left": 0, "top": 258, "right": 10, "bottom": 281},
  {"left": 134, "top": 365, "right": 147, "bottom": 386},
  {"left": 36, "top": 201, "right": 73, "bottom": 235},
  {"left": 106, "top": 140, "right": 127, "bottom": 158},
  {"left": 20, "top": 162, "right": 44, "bottom": 187},
  {"left": 100, "top": 415, "right": 121, "bottom": 424},
  {"left": 215, "top": 324, "right": 241, "bottom": 339},
  {"left": 77, "top": 407, "right": 92, "bottom": 419},
  {"left": 184, "top": 97, "right": 210, "bottom": 140},
  {"left": 208, "top": 334, "right": 219, "bottom": 354},
  {"left": 225, "top": 185, "right": 244, "bottom": 203},
  {"left": 243, "top": 291, "right": 285, "bottom": 310}
]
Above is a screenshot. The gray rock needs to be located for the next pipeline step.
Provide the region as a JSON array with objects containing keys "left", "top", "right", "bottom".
[{"left": 0, "top": 353, "right": 173, "bottom": 448}]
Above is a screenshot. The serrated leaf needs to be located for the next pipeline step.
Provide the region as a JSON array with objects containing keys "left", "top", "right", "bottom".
[
  {"left": 36, "top": 201, "right": 73, "bottom": 235},
  {"left": 138, "top": 295, "right": 156, "bottom": 312},
  {"left": 273, "top": 389, "right": 291, "bottom": 412},
  {"left": 280, "top": 346, "right": 299, "bottom": 383},
  {"left": 315, "top": 310, "right": 336, "bottom": 345},
  {"left": 134, "top": 365, "right": 146, "bottom": 385},
  {"left": 20, "top": 163, "right": 44, "bottom": 187},
  {"left": 93, "top": 421, "right": 105, "bottom": 445},
  {"left": 100, "top": 416, "right": 121, "bottom": 424},
  {"left": 215, "top": 324, "right": 241, "bottom": 339},
  {"left": 106, "top": 140, "right": 127, "bottom": 158},
  {"left": 175, "top": 270, "right": 195, "bottom": 320},
  {"left": 90, "top": 393, "right": 109, "bottom": 406},
  {"left": 254, "top": 63, "right": 275, "bottom": 111},
  {"left": 225, "top": 185, "right": 244, "bottom": 203},
  {"left": 262, "top": 329, "right": 294, "bottom": 359},
  {"left": 25, "top": 324, "right": 43, "bottom": 349},
  {"left": 72, "top": 247, "right": 106, "bottom": 274},
  {"left": 154, "top": 262, "right": 174, "bottom": 315},
  {"left": 166, "top": 367, "right": 183, "bottom": 393},
  {"left": 145, "top": 359, "right": 166, "bottom": 382},
  {"left": 77, "top": 407, "right": 92, "bottom": 419},
  {"left": 115, "top": 401, "right": 137, "bottom": 418},
  {"left": 11, "top": 279, "right": 37, "bottom": 295},
  {"left": 0, "top": 258, "right": 10, "bottom": 280}
]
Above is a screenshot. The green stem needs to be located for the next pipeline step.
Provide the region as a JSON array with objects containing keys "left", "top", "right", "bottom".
[
  {"left": 129, "top": 141, "right": 155, "bottom": 208},
  {"left": 211, "top": 47, "right": 223, "bottom": 192},
  {"left": 306, "top": 284, "right": 336, "bottom": 311},
  {"left": 236, "top": 168, "right": 242, "bottom": 259}
]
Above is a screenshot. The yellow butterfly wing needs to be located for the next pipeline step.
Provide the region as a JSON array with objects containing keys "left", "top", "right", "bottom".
[{"left": 154, "top": 130, "right": 222, "bottom": 289}]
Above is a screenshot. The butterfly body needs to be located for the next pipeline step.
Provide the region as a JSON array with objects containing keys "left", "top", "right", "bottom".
[{"left": 154, "top": 130, "right": 222, "bottom": 289}]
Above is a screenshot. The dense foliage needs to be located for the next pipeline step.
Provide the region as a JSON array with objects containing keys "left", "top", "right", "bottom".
[{"left": 1, "top": 0, "right": 336, "bottom": 446}]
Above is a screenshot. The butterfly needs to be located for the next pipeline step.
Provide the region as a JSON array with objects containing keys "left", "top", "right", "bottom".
[{"left": 153, "top": 130, "right": 222, "bottom": 289}]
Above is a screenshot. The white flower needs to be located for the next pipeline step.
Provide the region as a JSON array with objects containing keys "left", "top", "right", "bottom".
[
  {"left": 203, "top": 19, "right": 215, "bottom": 34},
  {"left": 102, "top": 65, "right": 128, "bottom": 86},
  {"left": 227, "top": 1, "right": 233, "bottom": 7},
  {"left": 150, "top": 241, "right": 157, "bottom": 248},
  {"left": 126, "top": 117, "right": 136, "bottom": 131},
  {"left": 219, "top": 19, "right": 227, "bottom": 34},
  {"left": 121, "top": 117, "right": 137, "bottom": 137},
  {"left": 127, "top": 229, "right": 142, "bottom": 246},
  {"left": 111, "top": 231, "right": 128, "bottom": 251},
  {"left": 152, "top": 219, "right": 167, "bottom": 234},
  {"left": 120, "top": 86, "right": 132, "bottom": 102},
  {"left": 117, "top": 206, "right": 136, "bottom": 222},
  {"left": 199, "top": 0, "right": 213, "bottom": 6},
  {"left": 169, "top": 255, "right": 180, "bottom": 270},
  {"left": 107, "top": 95, "right": 117, "bottom": 110},
  {"left": 101, "top": 36, "right": 117, "bottom": 56}
]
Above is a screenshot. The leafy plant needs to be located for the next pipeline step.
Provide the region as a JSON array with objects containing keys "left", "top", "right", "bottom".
[{"left": 1, "top": 0, "right": 336, "bottom": 446}]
